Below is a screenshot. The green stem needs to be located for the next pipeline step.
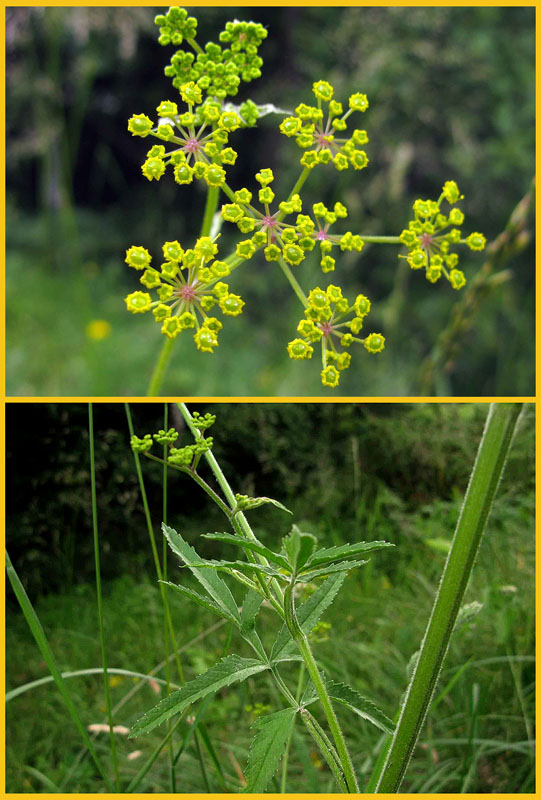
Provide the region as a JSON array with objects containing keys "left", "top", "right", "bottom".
[
  {"left": 147, "top": 336, "right": 175, "bottom": 397},
  {"left": 276, "top": 166, "right": 312, "bottom": 222},
  {"left": 284, "top": 580, "right": 359, "bottom": 792},
  {"left": 278, "top": 257, "right": 309, "bottom": 307},
  {"left": 88, "top": 405, "right": 120, "bottom": 790},
  {"left": 281, "top": 663, "right": 305, "bottom": 792},
  {"left": 126, "top": 404, "right": 228, "bottom": 791},
  {"left": 144, "top": 452, "right": 232, "bottom": 518},
  {"left": 161, "top": 404, "right": 176, "bottom": 794},
  {"left": 359, "top": 235, "right": 401, "bottom": 244},
  {"left": 177, "top": 403, "right": 285, "bottom": 606},
  {"left": 373, "top": 403, "right": 523, "bottom": 792},
  {"left": 125, "top": 405, "right": 185, "bottom": 685},
  {"left": 200, "top": 184, "right": 220, "bottom": 238},
  {"left": 300, "top": 710, "right": 348, "bottom": 792}
]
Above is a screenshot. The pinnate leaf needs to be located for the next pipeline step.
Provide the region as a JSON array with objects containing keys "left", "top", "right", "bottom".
[
  {"left": 240, "top": 589, "right": 264, "bottom": 633},
  {"left": 302, "top": 540, "right": 394, "bottom": 572},
  {"left": 182, "top": 559, "right": 286, "bottom": 581},
  {"left": 159, "top": 581, "right": 238, "bottom": 624},
  {"left": 130, "top": 655, "right": 269, "bottom": 738},
  {"left": 203, "top": 532, "right": 290, "bottom": 570},
  {"left": 162, "top": 524, "right": 240, "bottom": 621},
  {"left": 324, "top": 680, "right": 395, "bottom": 735},
  {"left": 298, "top": 559, "right": 369, "bottom": 582},
  {"left": 244, "top": 707, "right": 298, "bottom": 792}
]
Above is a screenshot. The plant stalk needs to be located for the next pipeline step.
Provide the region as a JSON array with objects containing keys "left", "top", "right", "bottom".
[
  {"left": 147, "top": 335, "right": 175, "bottom": 397},
  {"left": 284, "top": 580, "right": 359, "bottom": 792},
  {"left": 373, "top": 402, "right": 523, "bottom": 792},
  {"left": 88, "top": 405, "right": 120, "bottom": 790}
]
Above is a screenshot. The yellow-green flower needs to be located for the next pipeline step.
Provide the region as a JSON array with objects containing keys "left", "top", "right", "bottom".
[
  {"left": 279, "top": 80, "right": 371, "bottom": 172},
  {"left": 288, "top": 284, "right": 384, "bottom": 388},
  {"left": 399, "top": 183, "right": 486, "bottom": 289},
  {"left": 124, "top": 235, "right": 245, "bottom": 352}
]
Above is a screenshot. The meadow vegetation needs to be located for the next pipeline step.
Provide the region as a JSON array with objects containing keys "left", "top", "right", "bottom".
[{"left": 6, "top": 403, "right": 534, "bottom": 792}]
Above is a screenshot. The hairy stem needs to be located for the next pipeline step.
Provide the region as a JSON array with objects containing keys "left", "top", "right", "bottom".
[
  {"left": 177, "top": 403, "right": 285, "bottom": 606},
  {"left": 300, "top": 710, "right": 348, "bottom": 793},
  {"left": 373, "top": 403, "right": 523, "bottom": 792},
  {"left": 284, "top": 580, "right": 359, "bottom": 792}
]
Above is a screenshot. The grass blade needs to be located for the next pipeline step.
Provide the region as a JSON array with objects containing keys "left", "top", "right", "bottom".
[
  {"left": 88, "top": 404, "right": 120, "bottom": 790},
  {"left": 5, "top": 550, "right": 114, "bottom": 791},
  {"left": 6, "top": 667, "right": 178, "bottom": 702}
]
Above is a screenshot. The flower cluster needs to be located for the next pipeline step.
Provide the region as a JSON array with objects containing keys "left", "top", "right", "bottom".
[
  {"left": 399, "top": 181, "right": 486, "bottom": 289},
  {"left": 221, "top": 172, "right": 364, "bottom": 272},
  {"left": 124, "top": 237, "right": 244, "bottom": 352},
  {"left": 167, "top": 437, "right": 213, "bottom": 467},
  {"left": 190, "top": 411, "right": 217, "bottom": 431},
  {"left": 287, "top": 285, "right": 385, "bottom": 388},
  {"left": 279, "top": 80, "right": 370, "bottom": 172},
  {"left": 155, "top": 7, "right": 267, "bottom": 100},
  {"left": 130, "top": 425, "right": 214, "bottom": 468},
  {"left": 128, "top": 82, "right": 245, "bottom": 188}
]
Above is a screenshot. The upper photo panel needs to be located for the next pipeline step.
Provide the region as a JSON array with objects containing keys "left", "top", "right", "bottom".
[{"left": 6, "top": 6, "right": 535, "bottom": 397}]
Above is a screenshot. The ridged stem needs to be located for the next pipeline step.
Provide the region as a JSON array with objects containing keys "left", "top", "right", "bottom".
[
  {"left": 284, "top": 580, "right": 359, "bottom": 792},
  {"left": 374, "top": 403, "right": 523, "bottom": 792}
]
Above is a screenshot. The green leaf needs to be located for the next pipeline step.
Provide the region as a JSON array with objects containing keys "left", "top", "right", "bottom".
[
  {"left": 240, "top": 589, "right": 264, "bottom": 633},
  {"left": 130, "top": 655, "right": 269, "bottom": 738},
  {"left": 270, "top": 573, "right": 346, "bottom": 663},
  {"left": 302, "top": 540, "right": 394, "bottom": 572},
  {"left": 203, "top": 532, "right": 290, "bottom": 570},
  {"left": 282, "top": 525, "right": 317, "bottom": 573},
  {"left": 162, "top": 524, "right": 240, "bottom": 622},
  {"left": 182, "top": 559, "right": 286, "bottom": 581},
  {"left": 301, "top": 679, "right": 394, "bottom": 735},
  {"left": 244, "top": 707, "right": 297, "bottom": 792},
  {"left": 235, "top": 495, "right": 293, "bottom": 515},
  {"left": 160, "top": 581, "right": 239, "bottom": 625},
  {"left": 299, "top": 559, "right": 369, "bottom": 582},
  {"left": 326, "top": 681, "right": 395, "bottom": 735}
]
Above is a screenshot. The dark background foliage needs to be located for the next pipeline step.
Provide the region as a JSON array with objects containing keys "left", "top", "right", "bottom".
[
  {"left": 6, "top": 402, "right": 534, "bottom": 599},
  {"left": 6, "top": 7, "right": 535, "bottom": 396}
]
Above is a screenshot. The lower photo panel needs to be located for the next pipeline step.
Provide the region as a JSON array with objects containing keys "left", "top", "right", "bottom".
[{"left": 5, "top": 401, "right": 535, "bottom": 793}]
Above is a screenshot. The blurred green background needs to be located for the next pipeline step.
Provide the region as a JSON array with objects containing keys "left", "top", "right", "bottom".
[
  {"left": 6, "top": 403, "right": 534, "bottom": 791},
  {"left": 6, "top": 7, "right": 535, "bottom": 396}
]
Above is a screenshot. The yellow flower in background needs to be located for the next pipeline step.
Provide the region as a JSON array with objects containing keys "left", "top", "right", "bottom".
[{"left": 86, "top": 320, "right": 112, "bottom": 341}]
